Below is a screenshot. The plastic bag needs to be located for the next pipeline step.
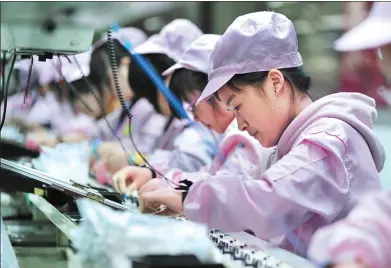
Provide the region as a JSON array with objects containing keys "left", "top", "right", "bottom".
[
  {"left": 0, "top": 125, "right": 25, "bottom": 143},
  {"left": 32, "top": 141, "right": 90, "bottom": 184},
  {"left": 72, "top": 199, "right": 222, "bottom": 268}
]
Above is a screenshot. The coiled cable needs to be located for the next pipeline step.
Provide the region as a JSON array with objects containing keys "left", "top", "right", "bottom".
[
  {"left": 65, "top": 55, "right": 136, "bottom": 166},
  {"left": 107, "top": 28, "right": 181, "bottom": 188}
]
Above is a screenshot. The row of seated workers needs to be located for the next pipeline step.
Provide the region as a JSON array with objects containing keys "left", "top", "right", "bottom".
[{"left": 2, "top": 4, "right": 391, "bottom": 268}]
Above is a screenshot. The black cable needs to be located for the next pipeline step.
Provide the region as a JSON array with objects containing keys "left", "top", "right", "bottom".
[
  {"left": 1, "top": 52, "right": 6, "bottom": 102},
  {"left": 0, "top": 53, "right": 17, "bottom": 132},
  {"left": 106, "top": 30, "right": 131, "bottom": 119},
  {"left": 23, "top": 57, "right": 34, "bottom": 104},
  {"left": 49, "top": 59, "right": 106, "bottom": 139},
  {"left": 106, "top": 29, "right": 181, "bottom": 188}
]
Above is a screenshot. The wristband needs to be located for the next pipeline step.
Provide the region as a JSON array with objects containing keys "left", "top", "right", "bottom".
[
  {"left": 175, "top": 179, "right": 193, "bottom": 204},
  {"left": 182, "top": 191, "right": 189, "bottom": 203},
  {"left": 141, "top": 164, "right": 157, "bottom": 178}
]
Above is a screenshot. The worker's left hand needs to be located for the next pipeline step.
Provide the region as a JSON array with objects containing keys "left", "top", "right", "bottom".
[
  {"left": 61, "top": 133, "right": 87, "bottom": 143},
  {"left": 139, "top": 187, "right": 184, "bottom": 217}
]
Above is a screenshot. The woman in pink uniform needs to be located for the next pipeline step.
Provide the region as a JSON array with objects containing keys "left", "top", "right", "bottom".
[
  {"left": 135, "top": 11, "right": 385, "bottom": 256},
  {"left": 3, "top": 56, "right": 64, "bottom": 129},
  {"left": 23, "top": 51, "right": 101, "bottom": 147},
  {"left": 112, "top": 34, "right": 272, "bottom": 197},
  {"left": 309, "top": 2, "right": 391, "bottom": 268},
  {"left": 91, "top": 21, "right": 216, "bottom": 184}
]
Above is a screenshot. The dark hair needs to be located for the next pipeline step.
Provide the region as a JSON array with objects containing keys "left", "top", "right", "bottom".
[
  {"left": 168, "top": 68, "right": 216, "bottom": 118},
  {"left": 216, "top": 66, "right": 311, "bottom": 101},
  {"left": 67, "top": 77, "right": 102, "bottom": 103},
  {"left": 89, "top": 39, "right": 130, "bottom": 91},
  {"left": 128, "top": 53, "right": 175, "bottom": 113}
]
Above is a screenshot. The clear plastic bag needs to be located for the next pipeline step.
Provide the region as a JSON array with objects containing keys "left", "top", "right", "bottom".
[
  {"left": 0, "top": 125, "right": 25, "bottom": 143},
  {"left": 32, "top": 141, "right": 90, "bottom": 184},
  {"left": 72, "top": 199, "right": 222, "bottom": 268}
]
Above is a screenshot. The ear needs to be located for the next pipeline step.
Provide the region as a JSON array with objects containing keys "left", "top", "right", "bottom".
[
  {"left": 164, "top": 73, "right": 173, "bottom": 87},
  {"left": 267, "top": 69, "right": 285, "bottom": 94}
]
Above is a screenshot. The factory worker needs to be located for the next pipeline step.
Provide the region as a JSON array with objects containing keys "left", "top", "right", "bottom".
[
  {"left": 112, "top": 34, "right": 273, "bottom": 198},
  {"left": 89, "top": 27, "right": 148, "bottom": 114},
  {"left": 135, "top": 11, "right": 385, "bottom": 256},
  {"left": 3, "top": 56, "right": 66, "bottom": 129},
  {"left": 83, "top": 27, "right": 167, "bottom": 155},
  {"left": 309, "top": 3, "right": 391, "bottom": 267},
  {"left": 93, "top": 20, "right": 215, "bottom": 184},
  {"left": 24, "top": 51, "right": 100, "bottom": 147}
]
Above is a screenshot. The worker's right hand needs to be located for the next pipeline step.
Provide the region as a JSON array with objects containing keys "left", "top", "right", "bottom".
[{"left": 112, "top": 166, "right": 153, "bottom": 196}]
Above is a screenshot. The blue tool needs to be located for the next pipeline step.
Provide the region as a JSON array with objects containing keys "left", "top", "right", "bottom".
[{"left": 111, "top": 23, "right": 191, "bottom": 121}]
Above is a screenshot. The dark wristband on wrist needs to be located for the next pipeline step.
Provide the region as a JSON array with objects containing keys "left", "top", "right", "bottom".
[
  {"left": 182, "top": 191, "right": 189, "bottom": 203},
  {"left": 175, "top": 179, "right": 193, "bottom": 204},
  {"left": 141, "top": 164, "right": 157, "bottom": 178}
]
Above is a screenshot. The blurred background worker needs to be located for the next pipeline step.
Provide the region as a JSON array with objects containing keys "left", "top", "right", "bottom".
[{"left": 308, "top": 2, "right": 391, "bottom": 268}]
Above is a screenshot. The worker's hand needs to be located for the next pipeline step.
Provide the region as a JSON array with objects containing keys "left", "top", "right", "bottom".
[
  {"left": 102, "top": 152, "right": 129, "bottom": 175},
  {"left": 11, "top": 118, "right": 45, "bottom": 133},
  {"left": 26, "top": 130, "right": 58, "bottom": 148},
  {"left": 139, "top": 178, "right": 162, "bottom": 195},
  {"left": 112, "top": 166, "right": 153, "bottom": 196},
  {"left": 139, "top": 188, "right": 183, "bottom": 217},
  {"left": 61, "top": 133, "right": 87, "bottom": 143}
]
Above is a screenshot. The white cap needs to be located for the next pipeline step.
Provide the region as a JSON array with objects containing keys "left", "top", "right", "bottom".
[
  {"left": 162, "top": 34, "right": 221, "bottom": 77},
  {"left": 334, "top": 2, "right": 391, "bottom": 51},
  {"left": 134, "top": 19, "right": 203, "bottom": 62},
  {"left": 59, "top": 51, "right": 92, "bottom": 83},
  {"left": 92, "top": 27, "right": 148, "bottom": 53},
  {"left": 195, "top": 11, "right": 302, "bottom": 105}
]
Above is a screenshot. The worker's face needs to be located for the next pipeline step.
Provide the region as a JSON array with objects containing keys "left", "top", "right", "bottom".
[
  {"left": 107, "top": 56, "right": 134, "bottom": 101},
  {"left": 157, "top": 74, "right": 173, "bottom": 117},
  {"left": 190, "top": 92, "right": 234, "bottom": 134},
  {"left": 38, "top": 84, "right": 50, "bottom": 96},
  {"left": 217, "top": 69, "right": 296, "bottom": 148},
  {"left": 379, "top": 44, "right": 391, "bottom": 82},
  {"left": 73, "top": 93, "right": 101, "bottom": 118}
]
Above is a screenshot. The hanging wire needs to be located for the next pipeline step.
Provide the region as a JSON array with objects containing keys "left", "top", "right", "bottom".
[
  {"left": 106, "top": 28, "right": 181, "bottom": 188},
  {"left": 23, "top": 56, "right": 34, "bottom": 104},
  {"left": 65, "top": 54, "right": 136, "bottom": 166},
  {"left": 0, "top": 52, "right": 17, "bottom": 131}
]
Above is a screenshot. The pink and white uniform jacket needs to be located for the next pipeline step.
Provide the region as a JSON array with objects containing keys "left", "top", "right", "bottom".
[
  {"left": 157, "top": 119, "right": 273, "bottom": 186},
  {"left": 308, "top": 190, "right": 391, "bottom": 268},
  {"left": 182, "top": 92, "right": 385, "bottom": 255}
]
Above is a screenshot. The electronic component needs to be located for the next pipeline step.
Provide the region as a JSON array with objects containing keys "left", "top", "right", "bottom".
[{"left": 168, "top": 218, "right": 316, "bottom": 268}]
